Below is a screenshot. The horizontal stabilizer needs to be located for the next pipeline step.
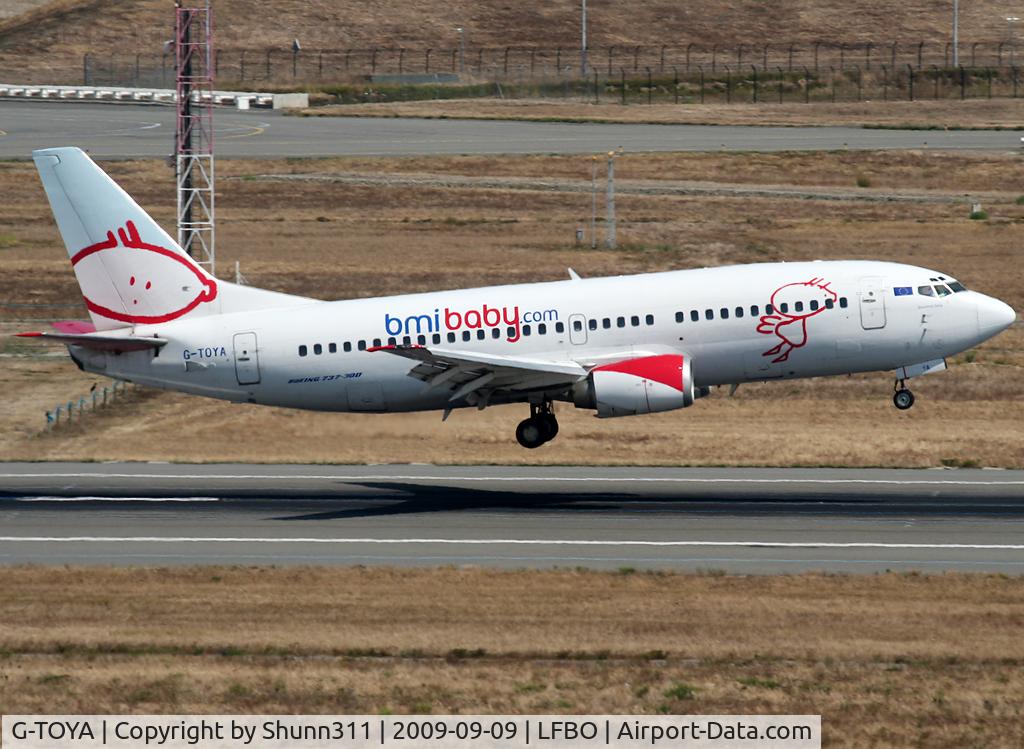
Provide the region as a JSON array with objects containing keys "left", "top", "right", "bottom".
[{"left": 17, "top": 331, "right": 166, "bottom": 352}]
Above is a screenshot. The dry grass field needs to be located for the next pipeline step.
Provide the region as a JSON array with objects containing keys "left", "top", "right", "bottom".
[
  {"left": 300, "top": 98, "right": 1024, "bottom": 129},
  {"left": 1, "top": 149, "right": 1022, "bottom": 465},
  {"left": 1, "top": 1, "right": 1018, "bottom": 60},
  {"left": 0, "top": 566, "right": 1023, "bottom": 747}
]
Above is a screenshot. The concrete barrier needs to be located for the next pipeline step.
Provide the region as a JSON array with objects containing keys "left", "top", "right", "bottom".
[{"left": 0, "top": 83, "right": 305, "bottom": 109}]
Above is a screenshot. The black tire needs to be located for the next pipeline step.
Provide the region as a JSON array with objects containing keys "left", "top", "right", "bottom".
[
  {"left": 539, "top": 413, "right": 559, "bottom": 442},
  {"left": 893, "top": 389, "right": 915, "bottom": 410},
  {"left": 516, "top": 417, "right": 546, "bottom": 449}
]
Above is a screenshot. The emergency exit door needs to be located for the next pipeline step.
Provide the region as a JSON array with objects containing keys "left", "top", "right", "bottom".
[{"left": 858, "top": 278, "right": 887, "bottom": 330}]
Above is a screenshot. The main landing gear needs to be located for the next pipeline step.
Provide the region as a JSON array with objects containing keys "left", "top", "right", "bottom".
[
  {"left": 516, "top": 402, "right": 559, "bottom": 449},
  {"left": 893, "top": 379, "right": 915, "bottom": 410}
]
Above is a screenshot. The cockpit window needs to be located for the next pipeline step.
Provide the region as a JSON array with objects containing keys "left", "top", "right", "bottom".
[
  {"left": 935, "top": 285, "right": 952, "bottom": 297},
  {"left": 948, "top": 281, "right": 967, "bottom": 292},
  {"left": 918, "top": 285, "right": 934, "bottom": 297}
]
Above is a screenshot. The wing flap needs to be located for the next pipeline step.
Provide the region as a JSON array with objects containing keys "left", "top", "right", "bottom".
[{"left": 369, "top": 345, "right": 586, "bottom": 401}]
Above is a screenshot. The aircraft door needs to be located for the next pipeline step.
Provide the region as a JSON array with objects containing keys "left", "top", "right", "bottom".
[
  {"left": 233, "top": 332, "right": 261, "bottom": 385},
  {"left": 568, "top": 314, "right": 588, "bottom": 345},
  {"left": 858, "top": 277, "right": 887, "bottom": 330}
]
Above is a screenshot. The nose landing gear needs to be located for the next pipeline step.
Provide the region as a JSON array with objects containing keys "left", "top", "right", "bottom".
[
  {"left": 516, "top": 402, "right": 559, "bottom": 449},
  {"left": 893, "top": 380, "right": 915, "bottom": 410}
]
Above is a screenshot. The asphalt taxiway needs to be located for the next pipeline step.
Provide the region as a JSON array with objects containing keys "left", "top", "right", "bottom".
[
  {"left": 0, "top": 101, "right": 1020, "bottom": 159},
  {"left": 1, "top": 463, "right": 1023, "bottom": 572}
]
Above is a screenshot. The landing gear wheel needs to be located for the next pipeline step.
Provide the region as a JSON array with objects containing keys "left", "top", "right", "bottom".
[
  {"left": 539, "top": 413, "right": 559, "bottom": 441},
  {"left": 893, "top": 388, "right": 915, "bottom": 410},
  {"left": 516, "top": 417, "right": 546, "bottom": 449}
]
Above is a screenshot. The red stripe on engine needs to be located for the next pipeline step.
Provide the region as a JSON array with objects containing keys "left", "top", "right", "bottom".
[{"left": 593, "top": 354, "right": 684, "bottom": 391}]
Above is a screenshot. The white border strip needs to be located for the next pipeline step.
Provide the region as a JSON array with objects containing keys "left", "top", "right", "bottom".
[{"left": 1, "top": 537, "right": 1023, "bottom": 550}]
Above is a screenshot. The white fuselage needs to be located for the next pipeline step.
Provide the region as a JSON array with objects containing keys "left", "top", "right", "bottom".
[{"left": 71, "top": 260, "right": 1013, "bottom": 415}]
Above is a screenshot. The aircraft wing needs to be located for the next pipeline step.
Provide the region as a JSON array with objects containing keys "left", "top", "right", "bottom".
[
  {"left": 369, "top": 345, "right": 586, "bottom": 403},
  {"left": 16, "top": 331, "right": 167, "bottom": 352}
]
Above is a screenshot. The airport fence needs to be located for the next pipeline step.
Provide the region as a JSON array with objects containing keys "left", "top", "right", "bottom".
[{"left": 44, "top": 380, "right": 133, "bottom": 431}]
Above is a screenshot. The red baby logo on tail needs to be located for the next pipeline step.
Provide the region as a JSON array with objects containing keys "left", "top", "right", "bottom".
[
  {"left": 71, "top": 220, "right": 217, "bottom": 324},
  {"left": 756, "top": 277, "right": 837, "bottom": 363}
]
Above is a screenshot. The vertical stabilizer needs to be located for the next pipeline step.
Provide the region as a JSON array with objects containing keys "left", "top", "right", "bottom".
[{"left": 33, "top": 147, "right": 310, "bottom": 330}]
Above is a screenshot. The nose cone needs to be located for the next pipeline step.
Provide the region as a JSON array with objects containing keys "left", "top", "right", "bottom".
[{"left": 976, "top": 294, "right": 1016, "bottom": 338}]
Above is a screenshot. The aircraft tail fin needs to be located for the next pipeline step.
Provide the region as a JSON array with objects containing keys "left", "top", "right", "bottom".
[{"left": 33, "top": 147, "right": 311, "bottom": 331}]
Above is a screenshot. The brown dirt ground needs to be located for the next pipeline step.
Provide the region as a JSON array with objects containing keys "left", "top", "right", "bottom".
[
  {"left": 1, "top": 151, "right": 1021, "bottom": 465},
  {"left": 1, "top": 567, "right": 1024, "bottom": 747},
  {"left": 300, "top": 98, "right": 1024, "bottom": 129},
  {"left": 1, "top": 1, "right": 1023, "bottom": 86}
]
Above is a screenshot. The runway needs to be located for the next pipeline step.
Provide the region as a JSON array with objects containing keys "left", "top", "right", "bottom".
[
  {"left": 0, "top": 101, "right": 1019, "bottom": 159},
  {"left": 1, "top": 463, "right": 1023, "bottom": 572}
]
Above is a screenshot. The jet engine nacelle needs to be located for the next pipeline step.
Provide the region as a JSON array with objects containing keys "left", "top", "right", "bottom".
[{"left": 574, "top": 354, "right": 706, "bottom": 418}]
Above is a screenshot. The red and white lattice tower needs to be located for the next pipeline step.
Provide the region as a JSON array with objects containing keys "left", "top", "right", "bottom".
[{"left": 175, "top": 0, "right": 215, "bottom": 275}]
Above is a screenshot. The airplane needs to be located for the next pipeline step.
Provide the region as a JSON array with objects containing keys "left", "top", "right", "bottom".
[{"left": 18, "top": 147, "right": 1017, "bottom": 449}]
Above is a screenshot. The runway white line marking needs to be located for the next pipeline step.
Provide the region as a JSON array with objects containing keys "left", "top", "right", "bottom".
[
  {"left": 1, "top": 537, "right": 1023, "bottom": 550},
  {"left": 1, "top": 473, "right": 1023, "bottom": 486},
  {"left": 7, "top": 497, "right": 218, "bottom": 503}
]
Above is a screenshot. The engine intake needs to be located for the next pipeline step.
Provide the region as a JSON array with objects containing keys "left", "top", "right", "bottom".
[{"left": 575, "top": 354, "right": 704, "bottom": 418}]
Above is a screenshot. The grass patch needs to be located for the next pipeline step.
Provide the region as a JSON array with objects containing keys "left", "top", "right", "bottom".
[
  {"left": 663, "top": 682, "right": 697, "bottom": 700},
  {"left": 737, "top": 677, "right": 782, "bottom": 689}
]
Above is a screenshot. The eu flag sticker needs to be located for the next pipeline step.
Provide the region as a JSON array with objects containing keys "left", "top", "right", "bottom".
[{"left": 893, "top": 286, "right": 913, "bottom": 296}]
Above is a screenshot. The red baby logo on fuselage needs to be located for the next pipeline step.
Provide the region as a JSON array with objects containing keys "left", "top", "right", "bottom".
[
  {"left": 70, "top": 220, "right": 217, "bottom": 324},
  {"left": 756, "top": 277, "right": 837, "bottom": 363}
]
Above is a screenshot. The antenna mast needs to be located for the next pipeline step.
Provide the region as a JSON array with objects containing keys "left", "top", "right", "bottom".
[{"left": 174, "top": 0, "right": 215, "bottom": 276}]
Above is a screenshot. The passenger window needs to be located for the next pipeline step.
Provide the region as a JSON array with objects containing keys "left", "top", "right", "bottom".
[
  {"left": 573, "top": 319, "right": 583, "bottom": 331},
  {"left": 705, "top": 309, "right": 713, "bottom": 320},
  {"left": 448, "top": 332, "right": 457, "bottom": 343},
  {"left": 343, "top": 342, "right": 352, "bottom": 353},
  {"left": 948, "top": 281, "right": 967, "bottom": 292},
  {"left": 824, "top": 299, "right": 834, "bottom": 309},
  {"left": 432, "top": 334, "right": 440, "bottom": 345},
  {"left": 617, "top": 317, "right": 626, "bottom": 328},
  {"left": 935, "top": 285, "right": 952, "bottom": 297},
  {"left": 523, "top": 324, "right": 532, "bottom": 336},
  {"left": 720, "top": 308, "right": 729, "bottom": 319},
  {"left": 328, "top": 342, "right": 337, "bottom": 353},
  {"left": 675, "top": 311, "right": 684, "bottom": 323},
  {"left": 372, "top": 338, "right": 381, "bottom": 347},
  {"left": 588, "top": 318, "right": 597, "bottom": 331},
  {"left": 556, "top": 322, "right": 565, "bottom": 333},
  {"left": 538, "top": 323, "right": 547, "bottom": 335},
  {"left": 839, "top": 298, "right": 848, "bottom": 308},
  {"left": 810, "top": 300, "right": 819, "bottom": 311},
  {"left": 462, "top": 330, "right": 471, "bottom": 341},
  {"left": 750, "top": 305, "right": 759, "bottom": 316},
  {"left": 766, "top": 304, "right": 774, "bottom": 314},
  {"left": 794, "top": 301, "right": 804, "bottom": 312},
  {"left": 477, "top": 329, "right": 486, "bottom": 340},
  {"left": 357, "top": 340, "right": 366, "bottom": 351},
  {"left": 630, "top": 315, "right": 639, "bottom": 326},
  {"left": 779, "top": 303, "right": 789, "bottom": 313},
  {"left": 492, "top": 328, "right": 501, "bottom": 339},
  {"left": 690, "top": 310, "right": 699, "bottom": 322},
  {"left": 735, "top": 306, "right": 744, "bottom": 318},
  {"left": 402, "top": 336, "right": 411, "bottom": 346},
  {"left": 645, "top": 314, "right": 654, "bottom": 325},
  {"left": 387, "top": 337, "right": 397, "bottom": 346},
  {"left": 313, "top": 343, "right": 323, "bottom": 355},
  {"left": 507, "top": 326, "right": 516, "bottom": 338},
  {"left": 298, "top": 345, "right": 308, "bottom": 357},
  {"left": 603, "top": 318, "right": 611, "bottom": 329},
  {"left": 418, "top": 335, "right": 427, "bottom": 345}
]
